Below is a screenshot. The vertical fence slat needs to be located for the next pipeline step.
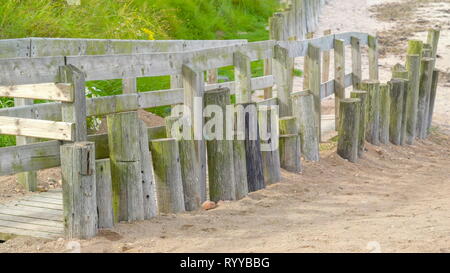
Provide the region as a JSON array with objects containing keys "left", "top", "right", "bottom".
[
  {"left": 273, "top": 45, "right": 294, "bottom": 117},
  {"left": 107, "top": 111, "right": 145, "bottom": 222},
  {"left": 379, "top": 83, "right": 391, "bottom": 144},
  {"left": 61, "top": 142, "right": 97, "bottom": 239},
  {"left": 150, "top": 138, "right": 185, "bottom": 214},
  {"left": 279, "top": 116, "right": 302, "bottom": 173},
  {"left": 95, "top": 158, "right": 113, "bottom": 229},
  {"left": 389, "top": 79, "right": 405, "bottom": 145},
  {"left": 360, "top": 80, "right": 380, "bottom": 145},
  {"left": 258, "top": 106, "right": 281, "bottom": 185},
  {"left": 322, "top": 29, "right": 332, "bottom": 82},
  {"left": 351, "top": 37, "right": 362, "bottom": 88},
  {"left": 337, "top": 99, "right": 360, "bottom": 163},
  {"left": 405, "top": 54, "right": 421, "bottom": 144},
  {"left": 234, "top": 51, "right": 253, "bottom": 104},
  {"left": 368, "top": 35, "right": 379, "bottom": 81},
  {"left": 204, "top": 88, "right": 236, "bottom": 202},
  {"left": 291, "top": 91, "right": 320, "bottom": 161},
  {"left": 417, "top": 57, "right": 434, "bottom": 139},
  {"left": 14, "top": 98, "right": 38, "bottom": 192},
  {"left": 350, "top": 91, "right": 368, "bottom": 157},
  {"left": 427, "top": 69, "right": 440, "bottom": 131},
  {"left": 334, "top": 39, "right": 345, "bottom": 129},
  {"left": 307, "top": 44, "right": 321, "bottom": 141},
  {"left": 182, "top": 64, "right": 207, "bottom": 203}
]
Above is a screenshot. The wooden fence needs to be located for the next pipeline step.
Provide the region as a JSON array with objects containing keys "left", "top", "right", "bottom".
[{"left": 0, "top": 0, "right": 441, "bottom": 239}]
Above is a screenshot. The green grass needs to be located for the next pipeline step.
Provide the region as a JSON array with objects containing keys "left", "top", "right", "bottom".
[{"left": 0, "top": 0, "right": 280, "bottom": 147}]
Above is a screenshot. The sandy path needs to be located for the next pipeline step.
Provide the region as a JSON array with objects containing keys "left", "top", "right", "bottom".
[{"left": 1, "top": 0, "right": 449, "bottom": 253}]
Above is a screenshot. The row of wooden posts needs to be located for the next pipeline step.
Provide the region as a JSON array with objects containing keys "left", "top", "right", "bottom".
[{"left": 336, "top": 29, "right": 441, "bottom": 163}]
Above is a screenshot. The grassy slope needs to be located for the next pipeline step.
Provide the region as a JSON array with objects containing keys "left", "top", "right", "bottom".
[{"left": 0, "top": 0, "right": 280, "bottom": 147}]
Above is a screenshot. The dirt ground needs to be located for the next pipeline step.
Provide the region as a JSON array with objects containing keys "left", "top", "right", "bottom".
[{"left": 1, "top": 0, "right": 449, "bottom": 252}]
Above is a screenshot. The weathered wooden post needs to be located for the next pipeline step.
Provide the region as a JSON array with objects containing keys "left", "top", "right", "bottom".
[
  {"left": 368, "top": 35, "right": 379, "bottom": 80},
  {"left": 379, "top": 84, "right": 391, "bottom": 144},
  {"left": 427, "top": 69, "right": 440, "bottom": 131},
  {"left": 391, "top": 64, "right": 408, "bottom": 145},
  {"left": 405, "top": 54, "right": 421, "bottom": 144},
  {"left": 150, "top": 138, "right": 185, "bottom": 214},
  {"left": 427, "top": 28, "right": 440, "bottom": 60},
  {"left": 165, "top": 116, "right": 201, "bottom": 211},
  {"left": 258, "top": 102, "right": 281, "bottom": 186},
  {"left": 273, "top": 45, "right": 294, "bottom": 117},
  {"left": 291, "top": 90, "right": 320, "bottom": 161},
  {"left": 303, "top": 32, "right": 314, "bottom": 89},
  {"left": 350, "top": 90, "right": 368, "bottom": 157},
  {"left": 58, "top": 64, "right": 96, "bottom": 238},
  {"left": 388, "top": 79, "right": 405, "bottom": 145},
  {"left": 233, "top": 113, "right": 249, "bottom": 199},
  {"left": 122, "top": 78, "right": 137, "bottom": 94},
  {"left": 279, "top": 116, "right": 302, "bottom": 173},
  {"left": 307, "top": 44, "right": 322, "bottom": 141},
  {"left": 95, "top": 159, "right": 113, "bottom": 229},
  {"left": 182, "top": 64, "right": 207, "bottom": 203},
  {"left": 234, "top": 51, "right": 253, "bottom": 104},
  {"left": 351, "top": 36, "right": 362, "bottom": 88},
  {"left": 417, "top": 57, "right": 434, "bottom": 138},
  {"left": 204, "top": 88, "right": 236, "bottom": 202},
  {"left": 322, "top": 29, "right": 332, "bottom": 82},
  {"left": 360, "top": 80, "right": 380, "bottom": 145},
  {"left": 334, "top": 39, "right": 345, "bottom": 128},
  {"left": 337, "top": 99, "right": 361, "bottom": 163},
  {"left": 138, "top": 120, "right": 157, "bottom": 219},
  {"left": 14, "top": 98, "right": 38, "bottom": 192},
  {"left": 107, "top": 111, "right": 145, "bottom": 222},
  {"left": 237, "top": 103, "right": 265, "bottom": 193},
  {"left": 60, "top": 142, "right": 97, "bottom": 239}
]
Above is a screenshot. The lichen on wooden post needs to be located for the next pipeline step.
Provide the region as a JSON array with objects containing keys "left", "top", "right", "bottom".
[
  {"left": 350, "top": 90, "right": 368, "bottom": 157},
  {"left": 95, "top": 158, "right": 113, "bottom": 229},
  {"left": 337, "top": 99, "right": 361, "bottom": 163},
  {"left": 165, "top": 116, "right": 201, "bottom": 211},
  {"left": 405, "top": 54, "right": 421, "bottom": 145},
  {"left": 107, "top": 111, "right": 145, "bottom": 222},
  {"left": 388, "top": 79, "right": 405, "bottom": 145},
  {"left": 60, "top": 142, "right": 97, "bottom": 239},
  {"left": 291, "top": 90, "right": 320, "bottom": 162},
  {"left": 204, "top": 88, "right": 236, "bottom": 201},
  {"left": 360, "top": 80, "right": 380, "bottom": 145},
  {"left": 150, "top": 138, "right": 185, "bottom": 214},
  {"left": 379, "top": 84, "right": 391, "bottom": 144},
  {"left": 279, "top": 116, "right": 302, "bottom": 173},
  {"left": 417, "top": 57, "right": 434, "bottom": 139}
]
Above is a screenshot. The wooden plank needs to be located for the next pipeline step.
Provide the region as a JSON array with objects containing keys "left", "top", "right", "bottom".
[
  {"left": 368, "top": 35, "right": 379, "bottom": 80},
  {"left": 0, "top": 56, "right": 64, "bottom": 85},
  {"left": 23, "top": 196, "right": 62, "bottom": 205},
  {"left": 0, "top": 127, "right": 165, "bottom": 176},
  {"left": 307, "top": 44, "right": 322, "bottom": 141},
  {"left": 0, "top": 213, "right": 62, "bottom": 228},
  {"left": 15, "top": 200, "right": 62, "bottom": 211},
  {"left": 0, "top": 83, "right": 73, "bottom": 102},
  {"left": 0, "top": 225, "right": 59, "bottom": 239},
  {"left": 0, "top": 205, "right": 62, "bottom": 220},
  {"left": 0, "top": 38, "right": 31, "bottom": 58},
  {"left": 0, "top": 219, "right": 62, "bottom": 234},
  {"left": 0, "top": 116, "right": 75, "bottom": 141},
  {"left": 351, "top": 37, "right": 362, "bottom": 88}
]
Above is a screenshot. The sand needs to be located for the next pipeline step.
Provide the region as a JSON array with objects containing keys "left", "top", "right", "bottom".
[{"left": 1, "top": 0, "right": 449, "bottom": 253}]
